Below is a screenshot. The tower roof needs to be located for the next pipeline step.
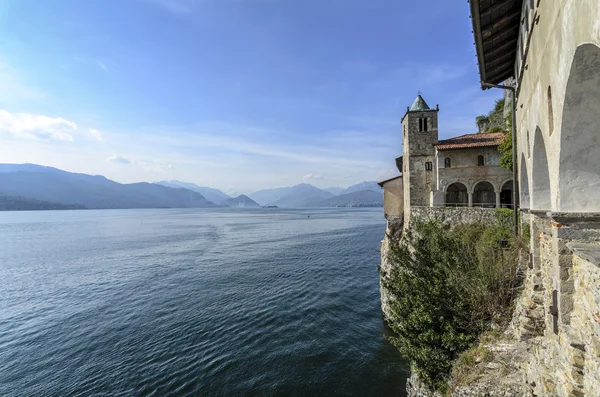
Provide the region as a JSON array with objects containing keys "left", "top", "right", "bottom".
[{"left": 409, "top": 94, "right": 430, "bottom": 111}]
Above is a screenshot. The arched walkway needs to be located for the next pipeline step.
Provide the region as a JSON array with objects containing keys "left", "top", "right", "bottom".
[
  {"left": 500, "top": 180, "right": 513, "bottom": 208},
  {"left": 531, "top": 127, "right": 551, "bottom": 210},
  {"left": 520, "top": 153, "right": 530, "bottom": 209},
  {"left": 473, "top": 181, "right": 495, "bottom": 208},
  {"left": 445, "top": 182, "right": 468, "bottom": 207},
  {"left": 558, "top": 44, "right": 600, "bottom": 212}
]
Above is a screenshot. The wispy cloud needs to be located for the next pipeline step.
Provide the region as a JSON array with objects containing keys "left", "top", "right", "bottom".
[
  {"left": 96, "top": 61, "right": 108, "bottom": 72},
  {"left": 106, "top": 153, "right": 174, "bottom": 173},
  {"left": 303, "top": 173, "right": 327, "bottom": 182},
  {"left": 0, "top": 109, "right": 77, "bottom": 141},
  {"left": 107, "top": 154, "right": 132, "bottom": 164},
  {"left": 89, "top": 128, "right": 104, "bottom": 141}
]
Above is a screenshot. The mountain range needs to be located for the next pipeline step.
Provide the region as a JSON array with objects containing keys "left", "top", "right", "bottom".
[
  {"left": 221, "top": 195, "right": 261, "bottom": 208},
  {"left": 0, "top": 164, "right": 215, "bottom": 209},
  {"left": 155, "top": 180, "right": 231, "bottom": 205},
  {"left": 0, "top": 164, "right": 382, "bottom": 210}
]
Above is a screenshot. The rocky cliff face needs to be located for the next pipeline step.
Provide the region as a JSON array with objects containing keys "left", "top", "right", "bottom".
[
  {"left": 382, "top": 209, "right": 600, "bottom": 397},
  {"left": 379, "top": 217, "right": 403, "bottom": 322}
]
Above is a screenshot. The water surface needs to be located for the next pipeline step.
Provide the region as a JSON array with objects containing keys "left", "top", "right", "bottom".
[{"left": 0, "top": 208, "right": 408, "bottom": 396}]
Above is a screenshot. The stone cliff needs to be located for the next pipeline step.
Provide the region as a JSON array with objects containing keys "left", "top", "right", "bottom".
[{"left": 380, "top": 209, "right": 600, "bottom": 396}]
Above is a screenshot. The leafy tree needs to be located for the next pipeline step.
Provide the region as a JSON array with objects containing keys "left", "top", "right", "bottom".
[{"left": 382, "top": 213, "right": 522, "bottom": 391}]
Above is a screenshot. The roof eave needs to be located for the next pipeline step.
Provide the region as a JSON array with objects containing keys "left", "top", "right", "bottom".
[
  {"left": 469, "top": 0, "right": 489, "bottom": 90},
  {"left": 377, "top": 175, "right": 402, "bottom": 187},
  {"left": 435, "top": 143, "right": 501, "bottom": 151}
]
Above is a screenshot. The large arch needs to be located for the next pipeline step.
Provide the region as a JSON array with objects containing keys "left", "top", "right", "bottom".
[
  {"left": 558, "top": 44, "right": 600, "bottom": 212},
  {"left": 520, "top": 153, "right": 530, "bottom": 209},
  {"left": 531, "top": 127, "right": 551, "bottom": 210},
  {"left": 445, "top": 182, "right": 468, "bottom": 207},
  {"left": 473, "top": 181, "right": 495, "bottom": 208},
  {"left": 500, "top": 180, "right": 513, "bottom": 208}
]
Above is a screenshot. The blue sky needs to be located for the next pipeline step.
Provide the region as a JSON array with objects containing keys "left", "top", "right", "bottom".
[{"left": 0, "top": 0, "right": 501, "bottom": 194}]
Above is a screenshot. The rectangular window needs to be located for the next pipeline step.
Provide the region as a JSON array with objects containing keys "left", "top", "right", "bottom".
[
  {"left": 425, "top": 162, "right": 432, "bottom": 171},
  {"left": 423, "top": 118, "right": 428, "bottom": 132},
  {"left": 418, "top": 118, "right": 423, "bottom": 132}
]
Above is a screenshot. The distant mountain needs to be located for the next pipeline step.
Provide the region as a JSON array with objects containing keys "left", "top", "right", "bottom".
[
  {"left": 340, "top": 181, "right": 381, "bottom": 195},
  {"left": 156, "top": 180, "right": 230, "bottom": 204},
  {"left": 0, "top": 164, "right": 216, "bottom": 209},
  {"left": 247, "top": 186, "right": 294, "bottom": 206},
  {"left": 222, "top": 194, "right": 261, "bottom": 208},
  {"left": 306, "top": 189, "right": 383, "bottom": 208},
  {"left": 268, "top": 184, "right": 334, "bottom": 208},
  {"left": 323, "top": 187, "right": 345, "bottom": 195},
  {"left": 0, "top": 194, "right": 86, "bottom": 211}
]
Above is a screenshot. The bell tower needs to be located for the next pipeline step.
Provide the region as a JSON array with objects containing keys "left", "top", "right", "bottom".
[{"left": 401, "top": 94, "right": 439, "bottom": 212}]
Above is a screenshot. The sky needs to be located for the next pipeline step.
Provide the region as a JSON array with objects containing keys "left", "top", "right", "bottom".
[{"left": 0, "top": 0, "right": 501, "bottom": 194}]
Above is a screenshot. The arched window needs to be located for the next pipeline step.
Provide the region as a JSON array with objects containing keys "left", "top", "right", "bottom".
[
  {"left": 444, "top": 157, "right": 451, "bottom": 168},
  {"left": 418, "top": 118, "right": 429, "bottom": 132},
  {"left": 477, "top": 155, "right": 484, "bottom": 166}
]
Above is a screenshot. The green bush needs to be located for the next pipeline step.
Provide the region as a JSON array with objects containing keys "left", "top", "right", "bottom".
[{"left": 382, "top": 213, "right": 523, "bottom": 391}]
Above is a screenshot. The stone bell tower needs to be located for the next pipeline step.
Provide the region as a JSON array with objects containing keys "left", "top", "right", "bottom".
[{"left": 401, "top": 94, "right": 439, "bottom": 213}]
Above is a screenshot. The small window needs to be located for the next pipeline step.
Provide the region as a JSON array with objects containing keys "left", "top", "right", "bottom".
[
  {"left": 425, "top": 162, "right": 432, "bottom": 171},
  {"left": 423, "top": 118, "right": 428, "bottom": 132},
  {"left": 418, "top": 118, "right": 423, "bottom": 132},
  {"left": 444, "top": 157, "right": 451, "bottom": 168},
  {"left": 477, "top": 155, "right": 484, "bottom": 166}
]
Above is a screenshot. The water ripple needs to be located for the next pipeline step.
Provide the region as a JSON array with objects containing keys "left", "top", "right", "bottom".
[{"left": 0, "top": 208, "right": 408, "bottom": 396}]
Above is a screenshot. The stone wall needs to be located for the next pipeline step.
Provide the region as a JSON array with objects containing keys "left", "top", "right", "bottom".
[
  {"left": 407, "top": 206, "right": 498, "bottom": 228},
  {"left": 514, "top": 212, "right": 600, "bottom": 397},
  {"left": 382, "top": 177, "right": 403, "bottom": 218}
]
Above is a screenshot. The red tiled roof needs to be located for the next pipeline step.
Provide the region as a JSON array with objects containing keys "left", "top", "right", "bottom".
[{"left": 435, "top": 132, "right": 505, "bottom": 150}]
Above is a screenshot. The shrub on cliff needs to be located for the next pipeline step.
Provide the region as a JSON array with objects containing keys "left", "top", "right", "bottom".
[{"left": 382, "top": 212, "right": 523, "bottom": 391}]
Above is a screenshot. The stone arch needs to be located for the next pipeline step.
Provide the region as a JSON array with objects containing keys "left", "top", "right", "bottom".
[
  {"left": 472, "top": 181, "right": 495, "bottom": 207},
  {"left": 531, "top": 127, "right": 551, "bottom": 210},
  {"left": 500, "top": 179, "right": 514, "bottom": 208},
  {"left": 445, "top": 182, "right": 468, "bottom": 207},
  {"left": 558, "top": 43, "right": 600, "bottom": 212},
  {"left": 520, "top": 153, "right": 530, "bottom": 209}
]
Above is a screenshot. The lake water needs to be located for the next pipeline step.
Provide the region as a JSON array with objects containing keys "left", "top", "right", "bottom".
[{"left": 0, "top": 208, "right": 409, "bottom": 396}]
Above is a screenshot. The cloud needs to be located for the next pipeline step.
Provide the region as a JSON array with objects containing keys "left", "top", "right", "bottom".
[
  {"left": 96, "top": 61, "right": 108, "bottom": 72},
  {"left": 106, "top": 154, "right": 173, "bottom": 172},
  {"left": 0, "top": 109, "right": 76, "bottom": 141},
  {"left": 303, "top": 173, "right": 327, "bottom": 181},
  {"left": 89, "top": 128, "right": 103, "bottom": 141},
  {"left": 107, "top": 154, "right": 132, "bottom": 164},
  {"left": 136, "top": 159, "right": 174, "bottom": 173}
]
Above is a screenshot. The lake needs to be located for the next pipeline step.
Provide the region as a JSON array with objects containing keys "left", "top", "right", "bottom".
[{"left": 0, "top": 208, "right": 409, "bottom": 396}]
